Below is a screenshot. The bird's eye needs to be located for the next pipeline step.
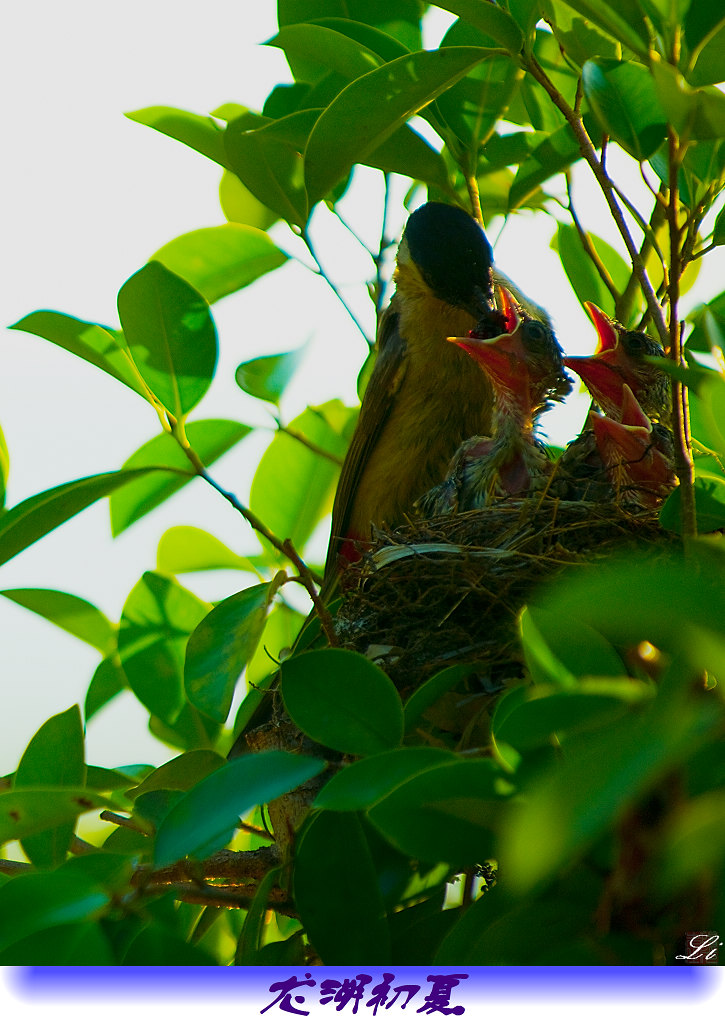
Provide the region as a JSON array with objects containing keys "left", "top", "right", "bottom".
[
  {"left": 624, "top": 332, "right": 646, "bottom": 352},
  {"left": 523, "top": 321, "right": 548, "bottom": 347}
]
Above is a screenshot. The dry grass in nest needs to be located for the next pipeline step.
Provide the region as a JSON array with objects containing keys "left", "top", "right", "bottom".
[{"left": 335, "top": 496, "right": 671, "bottom": 697}]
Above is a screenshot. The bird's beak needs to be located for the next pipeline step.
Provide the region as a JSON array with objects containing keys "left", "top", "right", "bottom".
[
  {"left": 447, "top": 286, "right": 527, "bottom": 392},
  {"left": 589, "top": 385, "right": 652, "bottom": 461},
  {"left": 584, "top": 302, "right": 619, "bottom": 355}
]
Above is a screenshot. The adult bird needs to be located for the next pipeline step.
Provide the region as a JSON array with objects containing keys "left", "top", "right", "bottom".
[
  {"left": 323, "top": 201, "right": 504, "bottom": 581},
  {"left": 563, "top": 303, "right": 671, "bottom": 422},
  {"left": 587, "top": 384, "right": 677, "bottom": 508},
  {"left": 418, "top": 286, "right": 571, "bottom": 515}
]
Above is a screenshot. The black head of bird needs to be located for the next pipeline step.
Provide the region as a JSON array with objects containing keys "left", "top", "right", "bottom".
[
  {"left": 416, "top": 286, "right": 570, "bottom": 514},
  {"left": 563, "top": 303, "right": 671, "bottom": 422},
  {"left": 589, "top": 383, "right": 677, "bottom": 508}
]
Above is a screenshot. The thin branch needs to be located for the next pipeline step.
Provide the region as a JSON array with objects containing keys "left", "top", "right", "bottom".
[
  {"left": 466, "top": 175, "right": 483, "bottom": 225},
  {"left": 618, "top": 196, "right": 667, "bottom": 326},
  {"left": 667, "top": 130, "right": 697, "bottom": 537},
  {"left": 100, "top": 810, "right": 149, "bottom": 835},
  {"left": 566, "top": 173, "right": 620, "bottom": 301},
  {"left": 525, "top": 56, "right": 669, "bottom": 345},
  {"left": 0, "top": 859, "right": 34, "bottom": 876},
  {"left": 302, "top": 228, "right": 373, "bottom": 346},
  {"left": 172, "top": 428, "right": 338, "bottom": 646},
  {"left": 275, "top": 423, "right": 343, "bottom": 466}
]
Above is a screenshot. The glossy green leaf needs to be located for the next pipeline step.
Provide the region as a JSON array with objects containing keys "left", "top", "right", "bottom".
[
  {"left": 312, "top": 17, "right": 411, "bottom": 65},
  {"left": 698, "top": 374, "right": 725, "bottom": 454},
  {"left": 502, "top": 692, "right": 719, "bottom": 891},
  {"left": 122, "top": 922, "right": 218, "bottom": 966},
  {"left": 687, "top": 20, "right": 725, "bottom": 87},
  {"left": 85, "top": 765, "right": 139, "bottom": 794},
  {"left": 281, "top": 649, "right": 404, "bottom": 755},
  {"left": 522, "top": 604, "right": 627, "bottom": 682},
  {"left": 219, "top": 170, "right": 278, "bottom": 230},
  {"left": 125, "top": 106, "right": 230, "bottom": 168},
  {"left": 0, "top": 468, "right": 165, "bottom": 569},
  {"left": 0, "top": 588, "right": 113, "bottom": 652},
  {"left": 315, "top": 748, "right": 458, "bottom": 810},
  {"left": 151, "top": 224, "right": 286, "bottom": 304},
  {"left": 269, "top": 23, "right": 384, "bottom": 81},
  {"left": 509, "top": 122, "right": 580, "bottom": 208},
  {"left": 235, "top": 346, "right": 307, "bottom": 405},
  {"left": 9, "top": 312, "right": 147, "bottom": 400},
  {"left": 660, "top": 474, "right": 725, "bottom": 533},
  {"left": 304, "top": 47, "right": 491, "bottom": 206},
  {"left": 250, "top": 400, "right": 355, "bottom": 557},
  {"left": 652, "top": 61, "right": 725, "bottom": 141},
  {"left": 435, "top": 2, "right": 523, "bottom": 53},
  {"left": 368, "top": 760, "right": 501, "bottom": 864},
  {"left": 0, "top": 788, "right": 113, "bottom": 846},
  {"left": 0, "top": 871, "right": 109, "bottom": 954},
  {"left": 15, "top": 706, "right": 85, "bottom": 868},
  {"left": 224, "top": 111, "right": 315, "bottom": 227},
  {"left": 277, "top": 1, "right": 423, "bottom": 52},
  {"left": 184, "top": 580, "right": 279, "bottom": 722},
  {"left": 542, "top": 0, "right": 621, "bottom": 64},
  {"left": 554, "top": 223, "right": 631, "bottom": 318},
  {"left": 84, "top": 655, "right": 126, "bottom": 720},
  {"left": 437, "top": 20, "right": 522, "bottom": 164},
  {"left": 153, "top": 750, "right": 325, "bottom": 865},
  {"left": 247, "top": 602, "right": 305, "bottom": 686},
  {"left": 234, "top": 866, "right": 281, "bottom": 965},
  {"left": 156, "top": 525, "right": 262, "bottom": 575},
  {"left": 550, "top": 0, "right": 650, "bottom": 58},
  {"left": 294, "top": 811, "right": 390, "bottom": 965},
  {"left": 117, "top": 262, "right": 218, "bottom": 419},
  {"left": 583, "top": 59, "right": 668, "bottom": 161},
  {"left": 118, "top": 572, "right": 211, "bottom": 724},
  {"left": 109, "top": 419, "right": 250, "bottom": 536},
  {"left": 494, "top": 682, "right": 652, "bottom": 751},
  {"left": 0, "top": 423, "right": 7, "bottom": 508},
  {"left": 127, "top": 750, "right": 226, "bottom": 798},
  {"left": 1, "top": 920, "right": 114, "bottom": 966},
  {"left": 403, "top": 664, "right": 484, "bottom": 732},
  {"left": 686, "top": 292, "right": 725, "bottom": 353}
]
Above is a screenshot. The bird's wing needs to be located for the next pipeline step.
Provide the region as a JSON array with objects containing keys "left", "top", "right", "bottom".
[{"left": 323, "top": 297, "right": 408, "bottom": 581}]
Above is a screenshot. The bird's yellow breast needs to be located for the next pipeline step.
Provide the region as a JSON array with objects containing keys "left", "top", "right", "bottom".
[{"left": 348, "top": 271, "right": 493, "bottom": 536}]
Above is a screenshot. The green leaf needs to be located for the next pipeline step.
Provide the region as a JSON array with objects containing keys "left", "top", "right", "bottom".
[
  {"left": 1, "top": 921, "right": 114, "bottom": 966},
  {"left": 582, "top": 59, "right": 667, "bottom": 161},
  {"left": 250, "top": 400, "right": 355, "bottom": 557},
  {"left": 660, "top": 474, "right": 725, "bottom": 533},
  {"left": 15, "top": 706, "right": 85, "bottom": 868},
  {"left": 269, "top": 23, "right": 385, "bottom": 82},
  {"left": 224, "top": 111, "right": 314, "bottom": 228},
  {"left": 118, "top": 572, "right": 211, "bottom": 724},
  {"left": 235, "top": 347, "right": 307, "bottom": 405},
  {"left": 509, "top": 122, "right": 580, "bottom": 208},
  {"left": 550, "top": 0, "right": 650, "bottom": 59},
  {"left": 125, "top": 106, "right": 230, "bottom": 168},
  {"left": 281, "top": 649, "right": 404, "bottom": 755},
  {"left": 0, "top": 871, "right": 108, "bottom": 954},
  {"left": 234, "top": 866, "right": 281, "bottom": 965},
  {"left": 437, "top": 20, "right": 522, "bottom": 164},
  {"left": 435, "top": 2, "right": 524, "bottom": 53},
  {"left": 0, "top": 422, "right": 7, "bottom": 508},
  {"left": 542, "top": 0, "right": 622, "bottom": 65},
  {"left": 117, "top": 262, "right": 218, "bottom": 419},
  {"left": 304, "top": 47, "right": 491, "bottom": 206},
  {"left": 9, "top": 312, "right": 147, "bottom": 400},
  {"left": 127, "top": 749, "right": 226, "bottom": 798},
  {"left": 85, "top": 765, "right": 139, "bottom": 793},
  {"left": 315, "top": 748, "right": 458, "bottom": 811},
  {"left": 122, "top": 922, "right": 218, "bottom": 965},
  {"left": 651, "top": 61, "right": 725, "bottom": 141},
  {"left": 368, "top": 760, "right": 501, "bottom": 864},
  {"left": 502, "top": 692, "right": 718, "bottom": 892},
  {"left": 554, "top": 223, "right": 631, "bottom": 317},
  {"left": 277, "top": 1, "right": 423, "bottom": 53},
  {"left": 150, "top": 224, "right": 287, "bottom": 305},
  {"left": 403, "top": 664, "right": 483, "bottom": 732},
  {"left": 153, "top": 750, "right": 325, "bottom": 866},
  {"left": 247, "top": 603, "right": 305, "bottom": 685},
  {"left": 156, "top": 525, "right": 262, "bottom": 575},
  {"left": 522, "top": 604, "right": 627, "bottom": 682},
  {"left": 0, "top": 588, "right": 113, "bottom": 652},
  {"left": 184, "top": 580, "right": 280, "bottom": 722},
  {"left": 109, "top": 419, "right": 250, "bottom": 536},
  {"left": 293, "top": 811, "right": 390, "bottom": 965},
  {"left": 0, "top": 788, "right": 113, "bottom": 846},
  {"left": 687, "top": 20, "right": 725, "bottom": 87},
  {"left": 85, "top": 655, "right": 126, "bottom": 720},
  {"left": 219, "top": 170, "right": 278, "bottom": 230},
  {"left": 0, "top": 468, "right": 166, "bottom": 569}
]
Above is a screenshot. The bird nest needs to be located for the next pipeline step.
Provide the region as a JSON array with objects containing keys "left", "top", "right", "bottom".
[{"left": 334, "top": 496, "right": 671, "bottom": 701}]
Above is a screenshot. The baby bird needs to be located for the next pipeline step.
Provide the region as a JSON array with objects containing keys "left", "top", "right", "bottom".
[
  {"left": 588, "top": 384, "right": 677, "bottom": 509},
  {"left": 417, "top": 286, "right": 571, "bottom": 516},
  {"left": 564, "top": 303, "right": 671, "bottom": 422}
]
